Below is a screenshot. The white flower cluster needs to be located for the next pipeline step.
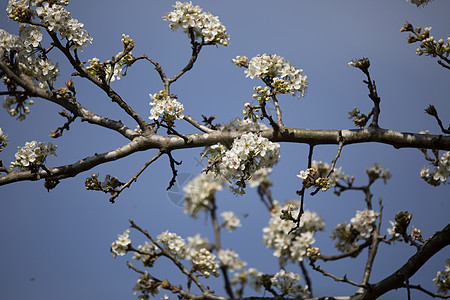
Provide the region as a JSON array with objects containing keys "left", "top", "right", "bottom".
[
  {"left": 221, "top": 211, "right": 242, "bottom": 232},
  {"left": 220, "top": 132, "right": 280, "bottom": 181},
  {"left": 157, "top": 231, "right": 188, "bottom": 259},
  {"left": 220, "top": 117, "right": 269, "bottom": 132},
  {"left": 270, "top": 269, "right": 306, "bottom": 297},
  {"left": 190, "top": 248, "right": 220, "bottom": 278},
  {"left": 420, "top": 151, "right": 450, "bottom": 186},
  {"left": 297, "top": 160, "right": 343, "bottom": 191},
  {"left": 350, "top": 210, "right": 379, "bottom": 238},
  {"left": 149, "top": 91, "right": 184, "bottom": 124},
  {"left": 331, "top": 209, "right": 378, "bottom": 252},
  {"left": 132, "top": 241, "right": 157, "bottom": 261},
  {"left": 125, "top": 230, "right": 221, "bottom": 280},
  {"left": 433, "top": 259, "right": 450, "bottom": 294},
  {"left": 0, "top": 128, "right": 8, "bottom": 152},
  {"left": 111, "top": 229, "right": 131, "bottom": 258},
  {"left": 263, "top": 201, "right": 323, "bottom": 264},
  {"left": 187, "top": 233, "right": 209, "bottom": 250},
  {"left": 243, "top": 54, "right": 308, "bottom": 98},
  {"left": 183, "top": 171, "right": 226, "bottom": 218},
  {"left": 35, "top": 2, "right": 92, "bottom": 51},
  {"left": 386, "top": 221, "right": 403, "bottom": 240},
  {"left": 247, "top": 268, "right": 306, "bottom": 297},
  {"left": 366, "top": 163, "right": 392, "bottom": 184},
  {"left": 218, "top": 249, "right": 247, "bottom": 272},
  {"left": 10, "top": 140, "right": 57, "bottom": 170},
  {"left": 0, "top": 26, "right": 58, "bottom": 91},
  {"left": 247, "top": 167, "right": 272, "bottom": 188},
  {"left": 162, "top": 1, "right": 229, "bottom": 46}
]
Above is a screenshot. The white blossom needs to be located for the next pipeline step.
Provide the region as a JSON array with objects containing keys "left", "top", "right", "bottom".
[
  {"left": 183, "top": 172, "right": 226, "bottom": 218},
  {"left": 433, "top": 259, "right": 450, "bottom": 294},
  {"left": 421, "top": 152, "right": 450, "bottom": 186},
  {"left": 163, "top": 1, "right": 229, "bottom": 46},
  {"left": 243, "top": 54, "right": 308, "bottom": 98},
  {"left": 0, "top": 128, "right": 8, "bottom": 152},
  {"left": 221, "top": 211, "right": 242, "bottom": 232},
  {"left": 157, "top": 231, "right": 187, "bottom": 259},
  {"left": 350, "top": 210, "right": 379, "bottom": 238},
  {"left": 218, "top": 249, "right": 247, "bottom": 271},
  {"left": 331, "top": 209, "right": 379, "bottom": 252},
  {"left": 263, "top": 201, "right": 323, "bottom": 264},
  {"left": 111, "top": 229, "right": 131, "bottom": 258},
  {"left": 189, "top": 248, "right": 220, "bottom": 278},
  {"left": 10, "top": 141, "right": 57, "bottom": 170},
  {"left": 366, "top": 163, "right": 391, "bottom": 184},
  {"left": 149, "top": 91, "right": 184, "bottom": 123}
]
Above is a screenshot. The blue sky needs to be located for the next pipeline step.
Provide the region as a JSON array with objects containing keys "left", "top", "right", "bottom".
[{"left": 1, "top": 1, "right": 449, "bottom": 299}]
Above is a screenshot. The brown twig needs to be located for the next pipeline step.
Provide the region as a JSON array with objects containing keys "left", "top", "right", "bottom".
[{"left": 109, "top": 151, "right": 164, "bottom": 203}]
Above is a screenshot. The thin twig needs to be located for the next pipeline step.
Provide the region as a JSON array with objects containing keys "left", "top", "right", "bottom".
[
  {"left": 166, "top": 151, "right": 182, "bottom": 190},
  {"left": 310, "top": 263, "right": 366, "bottom": 288},
  {"left": 109, "top": 151, "right": 163, "bottom": 203},
  {"left": 183, "top": 114, "right": 215, "bottom": 133},
  {"left": 300, "top": 260, "right": 313, "bottom": 297},
  {"left": 129, "top": 219, "right": 211, "bottom": 295}
]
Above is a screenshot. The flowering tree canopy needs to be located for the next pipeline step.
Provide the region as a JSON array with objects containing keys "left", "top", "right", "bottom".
[{"left": 0, "top": 1, "right": 449, "bottom": 300}]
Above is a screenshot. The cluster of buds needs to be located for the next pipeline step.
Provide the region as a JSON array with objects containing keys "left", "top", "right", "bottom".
[
  {"left": 348, "top": 107, "right": 369, "bottom": 128},
  {"left": 242, "top": 102, "right": 260, "bottom": 122},
  {"left": 85, "top": 173, "right": 123, "bottom": 194},
  {"left": 393, "top": 211, "right": 412, "bottom": 236},
  {"left": 231, "top": 55, "right": 249, "bottom": 68},
  {"left": 306, "top": 247, "right": 321, "bottom": 263},
  {"left": 297, "top": 167, "right": 329, "bottom": 191},
  {"left": 366, "top": 163, "right": 392, "bottom": 184},
  {"left": 0, "top": 128, "right": 8, "bottom": 152},
  {"left": 348, "top": 57, "right": 370, "bottom": 74},
  {"left": 410, "top": 226, "right": 424, "bottom": 243},
  {"left": 400, "top": 23, "right": 450, "bottom": 59}
]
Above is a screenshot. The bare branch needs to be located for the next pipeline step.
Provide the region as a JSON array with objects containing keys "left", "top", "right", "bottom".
[
  {"left": 359, "top": 223, "right": 450, "bottom": 299},
  {"left": 109, "top": 151, "right": 164, "bottom": 203}
]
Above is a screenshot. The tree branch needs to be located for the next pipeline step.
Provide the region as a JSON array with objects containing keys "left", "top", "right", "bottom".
[{"left": 358, "top": 223, "right": 450, "bottom": 299}]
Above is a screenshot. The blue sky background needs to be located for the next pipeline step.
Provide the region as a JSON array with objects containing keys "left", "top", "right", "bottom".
[{"left": 0, "top": 1, "right": 449, "bottom": 299}]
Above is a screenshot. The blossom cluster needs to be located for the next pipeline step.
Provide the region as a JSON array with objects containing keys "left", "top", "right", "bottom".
[
  {"left": 35, "top": 2, "right": 92, "bottom": 51},
  {"left": 366, "top": 163, "right": 392, "bottom": 184},
  {"left": 149, "top": 90, "right": 184, "bottom": 125},
  {"left": 0, "top": 25, "right": 59, "bottom": 92},
  {"left": 218, "top": 249, "right": 247, "bottom": 272},
  {"left": 0, "top": 128, "right": 9, "bottom": 152},
  {"left": 248, "top": 268, "right": 307, "bottom": 297},
  {"left": 220, "top": 117, "right": 269, "bottom": 132},
  {"left": 111, "top": 229, "right": 131, "bottom": 258},
  {"left": 157, "top": 231, "right": 188, "bottom": 259},
  {"left": 238, "top": 54, "right": 308, "bottom": 98},
  {"left": 162, "top": 1, "right": 229, "bottom": 46},
  {"left": 387, "top": 211, "right": 412, "bottom": 241},
  {"left": 331, "top": 209, "right": 379, "bottom": 252},
  {"left": 215, "top": 132, "right": 280, "bottom": 194},
  {"left": 221, "top": 211, "right": 242, "bottom": 232},
  {"left": 190, "top": 248, "right": 220, "bottom": 278},
  {"left": 420, "top": 151, "right": 450, "bottom": 186},
  {"left": 297, "top": 160, "right": 343, "bottom": 192},
  {"left": 433, "top": 259, "right": 450, "bottom": 294},
  {"left": 183, "top": 171, "right": 226, "bottom": 218},
  {"left": 263, "top": 201, "right": 324, "bottom": 265},
  {"left": 10, "top": 140, "right": 57, "bottom": 170},
  {"left": 247, "top": 167, "right": 272, "bottom": 188},
  {"left": 3, "top": 94, "right": 35, "bottom": 121}
]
